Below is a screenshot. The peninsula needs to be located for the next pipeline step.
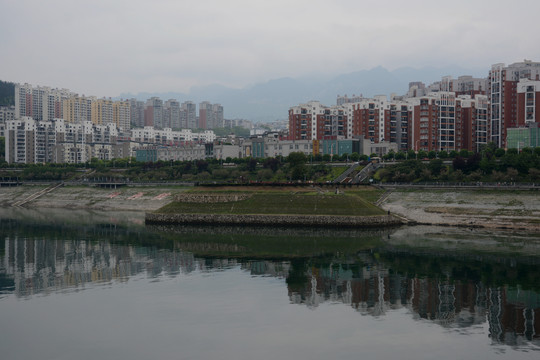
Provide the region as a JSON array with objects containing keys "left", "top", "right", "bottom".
[{"left": 144, "top": 186, "right": 403, "bottom": 228}]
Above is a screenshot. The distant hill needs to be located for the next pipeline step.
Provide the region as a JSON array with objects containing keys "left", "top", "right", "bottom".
[
  {"left": 0, "top": 80, "right": 15, "bottom": 106},
  {"left": 119, "top": 65, "right": 486, "bottom": 122}
]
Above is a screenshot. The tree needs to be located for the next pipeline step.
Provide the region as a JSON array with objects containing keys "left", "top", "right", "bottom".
[
  {"left": 287, "top": 152, "right": 307, "bottom": 167},
  {"left": 196, "top": 160, "right": 208, "bottom": 173},
  {"left": 450, "top": 169, "right": 464, "bottom": 181},
  {"left": 246, "top": 158, "right": 258, "bottom": 172},
  {"left": 506, "top": 167, "right": 519, "bottom": 182},
  {"left": 465, "top": 153, "right": 481, "bottom": 173},
  {"left": 428, "top": 159, "right": 443, "bottom": 177},
  {"left": 395, "top": 151, "right": 406, "bottom": 160},
  {"left": 529, "top": 168, "right": 540, "bottom": 181},
  {"left": 263, "top": 158, "right": 280, "bottom": 172},
  {"left": 427, "top": 150, "right": 437, "bottom": 159},
  {"left": 438, "top": 150, "right": 448, "bottom": 159},
  {"left": 420, "top": 169, "right": 432, "bottom": 181},
  {"left": 452, "top": 156, "right": 466, "bottom": 171},
  {"left": 350, "top": 152, "right": 360, "bottom": 161},
  {"left": 494, "top": 148, "right": 505, "bottom": 158},
  {"left": 257, "top": 169, "right": 273, "bottom": 181},
  {"left": 479, "top": 157, "right": 496, "bottom": 175},
  {"left": 459, "top": 149, "right": 471, "bottom": 158},
  {"left": 0, "top": 137, "right": 5, "bottom": 160},
  {"left": 417, "top": 150, "right": 427, "bottom": 159},
  {"left": 290, "top": 164, "right": 307, "bottom": 181}
]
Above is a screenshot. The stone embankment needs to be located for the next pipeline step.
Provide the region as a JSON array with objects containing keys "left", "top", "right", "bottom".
[
  {"left": 174, "top": 193, "right": 251, "bottom": 203},
  {"left": 145, "top": 213, "right": 403, "bottom": 228}
]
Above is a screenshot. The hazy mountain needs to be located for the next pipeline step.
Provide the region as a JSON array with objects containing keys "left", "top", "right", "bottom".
[{"left": 119, "top": 65, "right": 486, "bottom": 122}]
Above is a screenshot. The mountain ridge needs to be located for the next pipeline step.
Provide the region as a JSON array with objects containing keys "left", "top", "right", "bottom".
[{"left": 116, "top": 65, "right": 485, "bottom": 122}]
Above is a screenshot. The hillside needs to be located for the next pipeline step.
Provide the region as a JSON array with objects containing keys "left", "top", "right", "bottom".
[{"left": 0, "top": 80, "right": 15, "bottom": 106}]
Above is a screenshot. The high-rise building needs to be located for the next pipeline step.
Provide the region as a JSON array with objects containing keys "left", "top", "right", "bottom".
[
  {"left": 288, "top": 101, "right": 328, "bottom": 140},
  {"left": 62, "top": 95, "right": 94, "bottom": 124},
  {"left": 198, "top": 101, "right": 212, "bottom": 129},
  {"left": 129, "top": 99, "right": 145, "bottom": 128},
  {"left": 181, "top": 101, "right": 197, "bottom": 129},
  {"left": 516, "top": 79, "right": 540, "bottom": 127},
  {"left": 212, "top": 103, "right": 224, "bottom": 128},
  {"left": 198, "top": 101, "right": 224, "bottom": 129},
  {"left": 91, "top": 98, "right": 114, "bottom": 126},
  {"left": 164, "top": 99, "right": 181, "bottom": 129},
  {"left": 15, "top": 83, "right": 72, "bottom": 121},
  {"left": 113, "top": 100, "right": 131, "bottom": 132},
  {"left": 144, "top": 97, "right": 163, "bottom": 128},
  {"left": 488, "top": 60, "right": 540, "bottom": 147}
]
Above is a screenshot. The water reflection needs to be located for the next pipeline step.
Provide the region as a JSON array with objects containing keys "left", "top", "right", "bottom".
[{"left": 1, "top": 217, "right": 539, "bottom": 352}]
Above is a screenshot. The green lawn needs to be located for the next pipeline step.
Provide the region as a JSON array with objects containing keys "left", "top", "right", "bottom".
[{"left": 157, "top": 191, "right": 385, "bottom": 216}]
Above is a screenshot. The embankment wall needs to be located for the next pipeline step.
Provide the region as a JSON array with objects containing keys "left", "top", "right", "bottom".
[{"left": 145, "top": 213, "right": 403, "bottom": 228}]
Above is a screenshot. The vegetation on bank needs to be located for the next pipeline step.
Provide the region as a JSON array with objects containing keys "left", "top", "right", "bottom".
[
  {"left": 156, "top": 188, "right": 386, "bottom": 217},
  {"left": 375, "top": 144, "right": 540, "bottom": 183},
  {"left": 1, "top": 142, "right": 539, "bottom": 184},
  {"left": 0, "top": 80, "right": 15, "bottom": 106},
  {"left": 0, "top": 151, "right": 357, "bottom": 183}
]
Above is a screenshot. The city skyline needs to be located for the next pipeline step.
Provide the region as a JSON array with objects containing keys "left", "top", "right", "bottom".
[{"left": 2, "top": 0, "right": 540, "bottom": 101}]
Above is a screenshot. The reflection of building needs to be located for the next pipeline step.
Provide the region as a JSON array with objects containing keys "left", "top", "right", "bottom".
[
  {"left": 0, "top": 236, "right": 225, "bottom": 297},
  {"left": 285, "top": 259, "right": 540, "bottom": 347}
]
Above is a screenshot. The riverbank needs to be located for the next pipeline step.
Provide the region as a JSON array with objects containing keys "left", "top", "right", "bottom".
[
  {"left": 1, "top": 185, "right": 538, "bottom": 231},
  {"left": 379, "top": 188, "right": 540, "bottom": 231},
  {"left": 0, "top": 184, "right": 191, "bottom": 212}
]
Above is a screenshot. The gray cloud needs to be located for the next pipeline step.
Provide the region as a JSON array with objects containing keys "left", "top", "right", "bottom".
[{"left": 1, "top": 0, "right": 540, "bottom": 97}]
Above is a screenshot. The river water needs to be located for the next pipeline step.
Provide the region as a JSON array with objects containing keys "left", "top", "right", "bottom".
[{"left": 1, "top": 208, "right": 539, "bottom": 360}]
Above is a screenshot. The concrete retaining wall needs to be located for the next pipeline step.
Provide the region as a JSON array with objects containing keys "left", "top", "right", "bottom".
[
  {"left": 174, "top": 194, "right": 251, "bottom": 203},
  {"left": 145, "top": 213, "right": 403, "bottom": 228}
]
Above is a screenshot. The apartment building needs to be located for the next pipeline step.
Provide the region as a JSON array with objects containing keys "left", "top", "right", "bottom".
[
  {"left": 181, "top": 101, "right": 197, "bottom": 129},
  {"left": 164, "top": 99, "right": 181, "bottom": 130},
  {"left": 62, "top": 95, "right": 93, "bottom": 124},
  {"left": 288, "top": 101, "right": 329, "bottom": 140},
  {"left": 144, "top": 97, "right": 163, "bottom": 129},
  {"left": 290, "top": 97, "right": 411, "bottom": 153},
  {"left": 198, "top": 101, "right": 224, "bottom": 129},
  {"left": 488, "top": 60, "right": 540, "bottom": 147},
  {"left": 130, "top": 126, "right": 216, "bottom": 145},
  {"left": 4, "top": 117, "right": 125, "bottom": 164},
  {"left": 409, "top": 92, "right": 489, "bottom": 153},
  {"left": 438, "top": 75, "right": 487, "bottom": 98},
  {"left": 15, "top": 83, "right": 72, "bottom": 121},
  {"left": 516, "top": 79, "right": 540, "bottom": 126},
  {"left": 129, "top": 99, "right": 145, "bottom": 128},
  {"left": 0, "top": 106, "right": 15, "bottom": 137},
  {"left": 135, "top": 144, "right": 207, "bottom": 162},
  {"left": 113, "top": 100, "right": 131, "bottom": 132},
  {"left": 91, "top": 98, "right": 114, "bottom": 126}
]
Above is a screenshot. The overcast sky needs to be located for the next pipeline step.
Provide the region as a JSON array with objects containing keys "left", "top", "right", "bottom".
[{"left": 2, "top": 0, "right": 540, "bottom": 97}]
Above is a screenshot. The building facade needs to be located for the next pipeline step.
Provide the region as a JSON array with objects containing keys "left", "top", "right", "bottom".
[{"left": 488, "top": 61, "right": 540, "bottom": 148}]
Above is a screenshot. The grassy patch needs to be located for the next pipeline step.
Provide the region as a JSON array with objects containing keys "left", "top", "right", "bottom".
[
  {"left": 315, "top": 166, "right": 347, "bottom": 182},
  {"left": 157, "top": 191, "right": 385, "bottom": 216}
]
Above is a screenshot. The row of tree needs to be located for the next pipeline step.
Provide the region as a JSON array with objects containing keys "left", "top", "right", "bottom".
[
  {"left": 375, "top": 145, "right": 540, "bottom": 183},
  {"left": 1, "top": 143, "right": 539, "bottom": 183}
]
